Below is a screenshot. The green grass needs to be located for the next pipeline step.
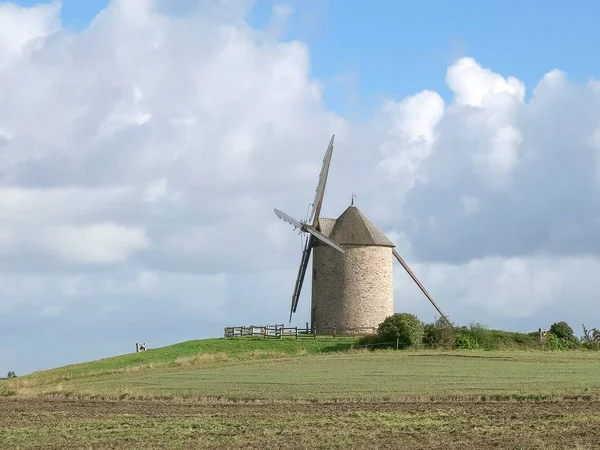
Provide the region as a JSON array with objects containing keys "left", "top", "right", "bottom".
[
  {"left": 0, "top": 336, "right": 358, "bottom": 397},
  {"left": 3, "top": 337, "right": 600, "bottom": 402},
  {"left": 59, "top": 336, "right": 352, "bottom": 371}
]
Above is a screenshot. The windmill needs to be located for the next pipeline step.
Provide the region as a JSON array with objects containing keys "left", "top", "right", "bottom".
[
  {"left": 274, "top": 134, "right": 451, "bottom": 332},
  {"left": 274, "top": 135, "right": 343, "bottom": 322}
]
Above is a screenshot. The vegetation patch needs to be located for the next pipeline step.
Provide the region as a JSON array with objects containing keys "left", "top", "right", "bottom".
[
  {"left": 357, "top": 313, "right": 599, "bottom": 353},
  {"left": 2, "top": 397, "right": 600, "bottom": 449}
]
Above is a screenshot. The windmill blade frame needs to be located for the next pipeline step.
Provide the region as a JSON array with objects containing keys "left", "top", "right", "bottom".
[
  {"left": 289, "top": 235, "right": 314, "bottom": 321},
  {"left": 274, "top": 208, "right": 303, "bottom": 230},
  {"left": 392, "top": 248, "right": 452, "bottom": 326},
  {"left": 309, "top": 134, "right": 335, "bottom": 227},
  {"left": 306, "top": 226, "right": 345, "bottom": 253}
]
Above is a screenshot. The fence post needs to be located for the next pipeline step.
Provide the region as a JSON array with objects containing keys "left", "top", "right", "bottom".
[
  {"left": 333, "top": 326, "right": 336, "bottom": 338},
  {"left": 306, "top": 322, "right": 309, "bottom": 333},
  {"left": 280, "top": 324, "right": 284, "bottom": 339},
  {"left": 396, "top": 338, "right": 399, "bottom": 350}
]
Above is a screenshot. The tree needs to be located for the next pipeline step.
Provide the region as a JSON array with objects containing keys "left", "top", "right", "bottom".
[
  {"left": 548, "top": 321, "right": 579, "bottom": 349},
  {"left": 377, "top": 313, "right": 424, "bottom": 349},
  {"left": 549, "top": 321, "right": 575, "bottom": 341}
]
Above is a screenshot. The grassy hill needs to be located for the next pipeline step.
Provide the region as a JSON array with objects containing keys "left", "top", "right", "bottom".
[
  {"left": 3, "top": 336, "right": 600, "bottom": 402},
  {"left": 0, "top": 336, "right": 358, "bottom": 398}
]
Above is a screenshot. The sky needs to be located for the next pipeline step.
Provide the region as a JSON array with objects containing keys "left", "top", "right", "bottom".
[{"left": 2, "top": 0, "right": 600, "bottom": 375}]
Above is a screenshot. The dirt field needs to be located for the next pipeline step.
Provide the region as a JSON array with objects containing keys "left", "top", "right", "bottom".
[{"left": 2, "top": 397, "right": 600, "bottom": 449}]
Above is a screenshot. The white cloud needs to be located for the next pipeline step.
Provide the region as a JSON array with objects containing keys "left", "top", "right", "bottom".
[
  {"left": 39, "top": 223, "right": 150, "bottom": 264},
  {"left": 376, "top": 90, "right": 445, "bottom": 182},
  {"left": 2, "top": 0, "right": 600, "bottom": 374},
  {"left": 394, "top": 255, "right": 598, "bottom": 328},
  {"left": 446, "top": 57, "right": 525, "bottom": 107},
  {"left": 0, "top": 1, "right": 60, "bottom": 70}
]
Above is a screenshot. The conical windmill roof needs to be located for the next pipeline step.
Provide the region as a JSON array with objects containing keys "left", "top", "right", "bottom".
[{"left": 317, "top": 206, "right": 395, "bottom": 247}]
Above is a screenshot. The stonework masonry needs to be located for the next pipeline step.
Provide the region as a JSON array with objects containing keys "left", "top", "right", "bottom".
[{"left": 311, "top": 244, "right": 393, "bottom": 332}]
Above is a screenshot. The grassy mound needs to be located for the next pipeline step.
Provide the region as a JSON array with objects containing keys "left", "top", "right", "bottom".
[
  {"left": 3, "top": 348, "right": 600, "bottom": 403},
  {"left": 0, "top": 336, "right": 358, "bottom": 397}
]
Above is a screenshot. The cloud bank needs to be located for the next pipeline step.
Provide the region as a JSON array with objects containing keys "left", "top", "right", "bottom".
[{"left": 1, "top": 0, "right": 599, "bottom": 373}]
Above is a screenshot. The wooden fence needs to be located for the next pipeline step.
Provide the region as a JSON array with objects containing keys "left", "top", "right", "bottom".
[{"left": 224, "top": 324, "right": 377, "bottom": 339}]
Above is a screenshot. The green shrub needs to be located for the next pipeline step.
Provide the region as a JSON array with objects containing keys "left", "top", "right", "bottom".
[
  {"left": 548, "top": 321, "right": 579, "bottom": 349},
  {"left": 376, "top": 313, "right": 424, "bottom": 349},
  {"left": 356, "top": 333, "right": 379, "bottom": 348},
  {"left": 437, "top": 322, "right": 456, "bottom": 349},
  {"left": 422, "top": 323, "right": 436, "bottom": 347},
  {"left": 549, "top": 321, "right": 575, "bottom": 341},
  {"left": 455, "top": 334, "right": 479, "bottom": 349},
  {"left": 467, "top": 322, "right": 496, "bottom": 349},
  {"left": 581, "top": 324, "right": 600, "bottom": 350},
  {"left": 423, "top": 317, "right": 455, "bottom": 349},
  {"left": 452, "top": 324, "right": 541, "bottom": 351},
  {"left": 547, "top": 332, "right": 567, "bottom": 351}
]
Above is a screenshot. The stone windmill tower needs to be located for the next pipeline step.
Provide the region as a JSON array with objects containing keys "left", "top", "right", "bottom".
[{"left": 274, "top": 135, "right": 450, "bottom": 332}]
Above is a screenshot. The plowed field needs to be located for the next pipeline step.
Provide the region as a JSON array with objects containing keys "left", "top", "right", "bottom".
[{"left": 2, "top": 397, "right": 599, "bottom": 449}]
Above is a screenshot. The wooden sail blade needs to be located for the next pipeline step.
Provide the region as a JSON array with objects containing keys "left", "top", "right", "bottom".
[
  {"left": 289, "top": 235, "right": 314, "bottom": 322},
  {"left": 309, "top": 134, "right": 335, "bottom": 227},
  {"left": 274, "top": 208, "right": 303, "bottom": 230},
  {"left": 306, "top": 226, "right": 345, "bottom": 254},
  {"left": 392, "top": 248, "right": 452, "bottom": 326}
]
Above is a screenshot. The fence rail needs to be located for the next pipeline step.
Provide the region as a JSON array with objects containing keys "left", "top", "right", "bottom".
[{"left": 223, "top": 324, "right": 377, "bottom": 339}]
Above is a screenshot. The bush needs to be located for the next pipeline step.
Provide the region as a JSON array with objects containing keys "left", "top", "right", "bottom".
[
  {"left": 452, "top": 323, "right": 541, "bottom": 351},
  {"left": 549, "top": 321, "right": 575, "bottom": 341},
  {"left": 423, "top": 317, "right": 455, "bottom": 349},
  {"left": 356, "top": 333, "right": 379, "bottom": 348},
  {"left": 548, "top": 321, "right": 579, "bottom": 349},
  {"left": 422, "top": 323, "right": 436, "bottom": 346},
  {"left": 581, "top": 324, "right": 600, "bottom": 350},
  {"left": 376, "top": 313, "right": 424, "bottom": 349},
  {"left": 436, "top": 321, "right": 456, "bottom": 349},
  {"left": 455, "top": 334, "right": 479, "bottom": 349},
  {"left": 467, "top": 322, "right": 495, "bottom": 349},
  {"left": 547, "top": 333, "right": 567, "bottom": 351}
]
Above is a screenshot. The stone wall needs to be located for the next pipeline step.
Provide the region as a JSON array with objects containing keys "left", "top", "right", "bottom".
[{"left": 311, "top": 244, "right": 393, "bottom": 331}]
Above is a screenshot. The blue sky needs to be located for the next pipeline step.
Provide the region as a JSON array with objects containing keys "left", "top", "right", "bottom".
[
  {"left": 10, "top": 0, "right": 600, "bottom": 114},
  {"left": 253, "top": 0, "right": 600, "bottom": 114}
]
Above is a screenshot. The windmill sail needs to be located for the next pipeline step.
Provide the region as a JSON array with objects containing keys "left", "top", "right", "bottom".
[
  {"left": 290, "top": 235, "right": 314, "bottom": 321},
  {"left": 392, "top": 248, "right": 452, "bottom": 326},
  {"left": 306, "top": 226, "right": 345, "bottom": 253},
  {"left": 274, "top": 208, "right": 303, "bottom": 229},
  {"left": 274, "top": 134, "right": 340, "bottom": 323},
  {"left": 273, "top": 208, "right": 345, "bottom": 253},
  {"left": 309, "top": 134, "right": 335, "bottom": 227}
]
